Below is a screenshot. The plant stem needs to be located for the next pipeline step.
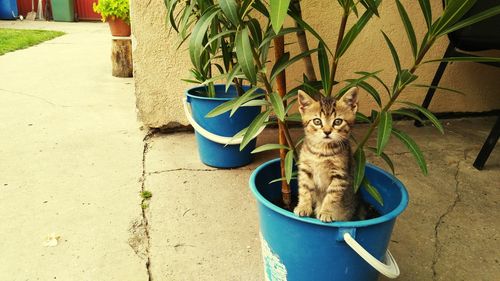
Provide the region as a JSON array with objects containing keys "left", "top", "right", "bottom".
[
  {"left": 292, "top": 0, "right": 317, "bottom": 81},
  {"left": 328, "top": 10, "right": 349, "bottom": 96},
  {"left": 251, "top": 45, "right": 299, "bottom": 160},
  {"left": 274, "top": 35, "right": 292, "bottom": 210}
]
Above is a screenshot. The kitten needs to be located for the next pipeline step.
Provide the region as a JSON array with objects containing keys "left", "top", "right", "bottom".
[{"left": 293, "top": 87, "right": 361, "bottom": 222}]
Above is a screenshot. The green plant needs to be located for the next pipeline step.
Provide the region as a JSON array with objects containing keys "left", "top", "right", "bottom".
[
  {"left": 140, "top": 190, "right": 152, "bottom": 200},
  {"left": 93, "top": 0, "right": 130, "bottom": 24},
  {"left": 170, "top": 1, "right": 500, "bottom": 207}
]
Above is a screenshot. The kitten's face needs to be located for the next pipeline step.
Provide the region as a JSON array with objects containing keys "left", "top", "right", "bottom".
[{"left": 298, "top": 87, "right": 358, "bottom": 144}]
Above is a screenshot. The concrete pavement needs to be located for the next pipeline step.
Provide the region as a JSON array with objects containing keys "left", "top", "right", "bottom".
[
  {"left": 0, "top": 21, "right": 147, "bottom": 280},
  {"left": 144, "top": 119, "right": 500, "bottom": 281},
  {"left": 1, "top": 20, "right": 499, "bottom": 281}
]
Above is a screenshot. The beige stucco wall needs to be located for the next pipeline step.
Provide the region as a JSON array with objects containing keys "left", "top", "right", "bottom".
[{"left": 131, "top": 0, "right": 500, "bottom": 129}]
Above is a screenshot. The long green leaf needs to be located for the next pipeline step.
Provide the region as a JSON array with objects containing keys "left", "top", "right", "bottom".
[
  {"left": 240, "top": 110, "right": 270, "bottom": 150},
  {"left": 336, "top": 0, "right": 381, "bottom": 58},
  {"left": 219, "top": 0, "right": 240, "bottom": 26},
  {"left": 225, "top": 65, "right": 243, "bottom": 92},
  {"left": 424, "top": 56, "right": 500, "bottom": 64},
  {"left": 285, "top": 149, "right": 294, "bottom": 184},
  {"left": 391, "top": 109, "right": 425, "bottom": 123},
  {"left": 410, "top": 84, "right": 465, "bottom": 95},
  {"left": 355, "top": 71, "right": 391, "bottom": 96},
  {"left": 189, "top": 6, "right": 219, "bottom": 71},
  {"left": 433, "top": 0, "right": 477, "bottom": 35},
  {"left": 288, "top": 9, "right": 333, "bottom": 55},
  {"left": 395, "top": 0, "right": 417, "bottom": 59},
  {"left": 356, "top": 112, "right": 371, "bottom": 123},
  {"left": 235, "top": 27, "right": 257, "bottom": 85},
  {"left": 381, "top": 31, "right": 401, "bottom": 74},
  {"left": 252, "top": 0, "right": 269, "bottom": 17},
  {"left": 398, "top": 101, "right": 444, "bottom": 133},
  {"left": 286, "top": 112, "right": 302, "bottom": 122},
  {"left": 203, "top": 30, "right": 236, "bottom": 49},
  {"left": 269, "top": 172, "right": 297, "bottom": 184},
  {"left": 269, "top": 92, "right": 286, "bottom": 121},
  {"left": 397, "top": 69, "right": 418, "bottom": 89},
  {"left": 351, "top": 80, "right": 381, "bottom": 107},
  {"left": 441, "top": 5, "right": 500, "bottom": 35},
  {"left": 360, "top": 0, "right": 380, "bottom": 17},
  {"left": 270, "top": 0, "right": 292, "bottom": 34},
  {"left": 367, "top": 147, "right": 395, "bottom": 174},
  {"left": 270, "top": 49, "right": 317, "bottom": 81},
  {"left": 318, "top": 42, "right": 331, "bottom": 94},
  {"left": 259, "top": 27, "right": 302, "bottom": 48},
  {"left": 252, "top": 143, "right": 290, "bottom": 154},
  {"left": 230, "top": 87, "right": 264, "bottom": 117},
  {"left": 418, "top": 0, "right": 432, "bottom": 30},
  {"left": 205, "top": 99, "right": 236, "bottom": 118},
  {"left": 353, "top": 148, "right": 366, "bottom": 192},
  {"left": 376, "top": 111, "right": 392, "bottom": 155},
  {"left": 362, "top": 178, "right": 384, "bottom": 206},
  {"left": 392, "top": 128, "right": 428, "bottom": 175},
  {"left": 247, "top": 18, "right": 263, "bottom": 46}
]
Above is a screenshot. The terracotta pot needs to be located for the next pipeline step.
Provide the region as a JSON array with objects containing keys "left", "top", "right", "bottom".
[{"left": 108, "top": 18, "right": 131, "bottom": 37}]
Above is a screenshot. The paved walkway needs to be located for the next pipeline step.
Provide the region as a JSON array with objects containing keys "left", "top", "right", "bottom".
[
  {"left": 1, "top": 20, "right": 499, "bottom": 281},
  {"left": 0, "top": 21, "right": 147, "bottom": 280}
]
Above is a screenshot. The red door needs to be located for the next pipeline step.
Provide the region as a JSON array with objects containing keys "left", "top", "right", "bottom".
[{"left": 75, "top": 0, "right": 100, "bottom": 21}]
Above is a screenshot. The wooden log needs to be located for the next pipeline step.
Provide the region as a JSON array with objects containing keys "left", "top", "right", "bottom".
[{"left": 111, "top": 38, "right": 133, "bottom": 77}]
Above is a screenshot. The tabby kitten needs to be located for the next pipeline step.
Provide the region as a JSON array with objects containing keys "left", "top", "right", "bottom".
[{"left": 293, "top": 87, "right": 360, "bottom": 222}]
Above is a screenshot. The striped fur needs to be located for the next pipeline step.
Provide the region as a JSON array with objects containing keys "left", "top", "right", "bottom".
[{"left": 294, "top": 87, "right": 361, "bottom": 222}]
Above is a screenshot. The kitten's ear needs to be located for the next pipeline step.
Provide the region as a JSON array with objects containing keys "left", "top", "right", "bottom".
[
  {"left": 298, "top": 90, "right": 314, "bottom": 113},
  {"left": 339, "top": 87, "right": 358, "bottom": 113}
]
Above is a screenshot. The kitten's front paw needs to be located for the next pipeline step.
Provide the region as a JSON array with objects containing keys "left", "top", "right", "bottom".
[
  {"left": 294, "top": 205, "right": 313, "bottom": 217},
  {"left": 317, "top": 211, "right": 336, "bottom": 223}
]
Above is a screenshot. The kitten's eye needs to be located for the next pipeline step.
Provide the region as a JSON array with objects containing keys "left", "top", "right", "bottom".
[
  {"left": 312, "top": 118, "right": 322, "bottom": 126},
  {"left": 333, "top": 118, "right": 343, "bottom": 126}
]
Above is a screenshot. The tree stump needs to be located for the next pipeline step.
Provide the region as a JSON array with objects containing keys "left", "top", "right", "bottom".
[{"left": 111, "top": 38, "right": 133, "bottom": 77}]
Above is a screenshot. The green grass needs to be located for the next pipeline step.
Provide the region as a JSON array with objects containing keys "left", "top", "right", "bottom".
[{"left": 0, "top": 28, "right": 65, "bottom": 55}]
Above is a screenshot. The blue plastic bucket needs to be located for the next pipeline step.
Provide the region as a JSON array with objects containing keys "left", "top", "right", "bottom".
[
  {"left": 185, "top": 84, "right": 262, "bottom": 168},
  {"left": 250, "top": 159, "right": 408, "bottom": 281},
  {"left": 0, "top": 0, "right": 18, "bottom": 19}
]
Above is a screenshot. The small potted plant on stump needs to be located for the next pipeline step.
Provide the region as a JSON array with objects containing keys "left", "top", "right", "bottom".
[
  {"left": 93, "top": 0, "right": 131, "bottom": 37},
  {"left": 171, "top": 0, "right": 500, "bottom": 280}
]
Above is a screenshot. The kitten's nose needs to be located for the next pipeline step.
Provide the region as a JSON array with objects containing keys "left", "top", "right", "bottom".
[{"left": 324, "top": 130, "right": 332, "bottom": 136}]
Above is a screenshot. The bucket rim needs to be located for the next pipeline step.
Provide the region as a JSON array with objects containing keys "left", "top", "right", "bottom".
[
  {"left": 186, "top": 84, "right": 258, "bottom": 101},
  {"left": 249, "top": 158, "right": 409, "bottom": 228}
]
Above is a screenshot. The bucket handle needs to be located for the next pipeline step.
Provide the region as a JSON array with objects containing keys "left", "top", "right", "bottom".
[
  {"left": 343, "top": 233, "right": 400, "bottom": 279},
  {"left": 182, "top": 97, "right": 266, "bottom": 145}
]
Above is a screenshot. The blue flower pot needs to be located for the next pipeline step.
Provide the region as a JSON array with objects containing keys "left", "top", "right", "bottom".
[
  {"left": 184, "top": 84, "right": 262, "bottom": 168},
  {"left": 249, "top": 159, "right": 409, "bottom": 281}
]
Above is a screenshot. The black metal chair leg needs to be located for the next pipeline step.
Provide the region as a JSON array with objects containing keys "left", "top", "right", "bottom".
[
  {"left": 473, "top": 115, "right": 500, "bottom": 170},
  {"left": 415, "top": 43, "right": 455, "bottom": 127}
]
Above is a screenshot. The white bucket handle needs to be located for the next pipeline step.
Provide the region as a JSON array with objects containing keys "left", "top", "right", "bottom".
[
  {"left": 182, "top": 97, "right": 266, "bottom": 145},
  {"left": 343, "top": 232, "right": 400, "bottom": 279}
]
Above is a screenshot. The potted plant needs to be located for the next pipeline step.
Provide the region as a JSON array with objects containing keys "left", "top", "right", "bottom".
[
  {"left": 173, "top": 0, "right": 500, "bottom": 279},
  {"left": 164, "top": 0, "right": 267, "bottom": 168},
  {"left": 93, "top": 0, "right": 131, "bottom": 36}
]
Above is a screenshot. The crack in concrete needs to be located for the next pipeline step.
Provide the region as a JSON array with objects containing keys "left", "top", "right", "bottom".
[
  {"left": 147, "top": 168, "right": 216, "bottom": 175},
  {"left": 127, "top": 130, "right": 158, "bottom": 281},
  {"left": 147, "top": 167, "right": 254, "bottom": 175},
  {"left": 432, "top": 160, "right": 462, "bottom": 280},
  {"left": 0, "top": 88, "right": 71, "bottom": 107},
  {"left": 140, "top": 130, "right": 155, "bottom": 281}
]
